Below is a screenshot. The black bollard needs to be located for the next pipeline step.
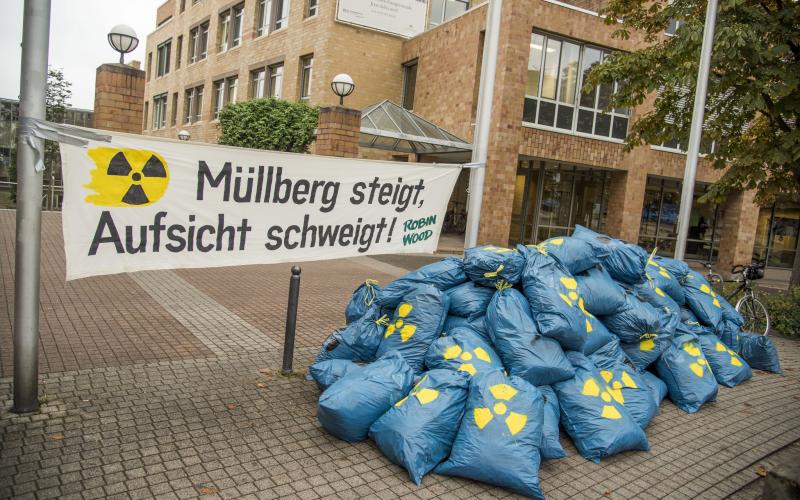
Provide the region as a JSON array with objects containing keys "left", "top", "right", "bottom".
[{"left": 282, "top": 266, "right": 301, "bottom": 374}]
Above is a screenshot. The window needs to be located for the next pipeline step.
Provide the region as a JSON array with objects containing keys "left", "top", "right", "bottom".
[
  {"left": 184, "top": 85, "right": 204, "bottom": 123},
  {"left": 256, "top": 0, "right": 289, "bottom": 35},
  {"left": 218, "top": 10, "right": 230, "bottom": 52},
  {"left": 428, "top": 0, "right": 469, "bottom": 28},
  {"left": 175, "top": 35, "right": 183, "bottom": 69},
  {"left": 146, "top": 52, "right": 153, "bottom": 81},
  {"left": 256, "top": 0, "right": 271, "bottom": 36},
  {"left": 402, "top": 61, "right": 418, "bottom": 110},
  {"left": 275, "top": 0, "right": 289, "bottom": 29},
  {"left": 189, "top": 21, "right": 209, "bottom": 63},
  {"left": 171, "top": 92, "right": 178, "bottom": 126},
  {"left": 306, "top": 0, "right": 318, "bottom": 17},
  {"left": 752, "top": 200, "right": 799, "bottom": 268},
  {"left": 180, "top": 0, "right": 186, "bottom": 13},
  {"left": 213, "top": 76, "right": 238, "bottom": 118},
  {"left": 268, "top": 64, "right": 283, "bottom": 98},
  {"left": 218, "top": 3, "right": 244, "bottom": 52},
  {"left": 251, "top": 68, "right": 266, "bottom": 98},
  {"left": 523, "top": 32, "right": 629, "bottom": 140},
  {"left": 156, "top": 40, "right": 171, "bottom": 77},
  {"left": 153, "top": 93, "right": 168, "bottom": 129},
  {"left": 299, "top": 55, "right": 313, "bottom": 100},
  {"left": 143, "top": 101, "right": 149, "bottom": 130}
]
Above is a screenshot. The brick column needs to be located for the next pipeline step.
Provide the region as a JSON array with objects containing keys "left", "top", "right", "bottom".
[
  {"left": 604, "top": 168, "right": 647, "bottom": 243},
  {"left": 717, "top": 190, "right": 759, "bottom": 274},
  {"left": 93, "top": 63, "right": 145, "bottom": 134},
  {"left": 314, "top": 106, "right": 361, "bottom": 158}
]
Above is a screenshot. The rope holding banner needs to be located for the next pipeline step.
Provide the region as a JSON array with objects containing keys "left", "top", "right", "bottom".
[{"left": 16, "top": 117, "right": 112, "bottom": 173}]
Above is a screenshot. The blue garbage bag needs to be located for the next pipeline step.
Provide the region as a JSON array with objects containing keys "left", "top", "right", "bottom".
[
  {"left": 633, "top": 281, "right": 681, "bottom": 335},
  {"left": 589, "top": 343, "right": 658, "bottom": 428},
  {"left": 538, "top": 386, "right": 566, "bottom": 460},
  {"left": 645, "top": 258, "right": 685, "bottom": 305},
  {"left": 653, "top": 255, "right": 691, "bottom": 282},
  {"left": 738, "top": 332, "right": 781, "bottom": 373},
  {"left": 717, "top": 319, "right": 743, "bottom": 352},
  {"left": 315, "top": 310, "right": 388, "bottom": 364},
  {"left": 599, "top": 292, "right": 662, "bottom": 344},
  {"left": 537, "top": 236, "right": 610, "bottom": 275},
  {"left": 345, "top": 279, "right": 382, "bottom": 324},
  {"left": 486, "top": 287, "right": 574, "bottom": 386},
  {"left": 445, "top": 281, "right": 495, "bottom": 318},
  {"left": 435, "top": 369, "right": 546, "bottom": 499},
  {"left": 317, "top": 350, "right": 414, "bottom": 442},
  {"left": 375, "top": 285, "right": 450, "bottom": 373},
  {"left": 444, "top": 314, "right": 489, "bottom": 339},
  {"left": 463, "top": 245, "right": 526, "bottom": 287},
  {"left": 575, "top": 264, "right": 626, "bottom": 316},
  {"left": 640, "top": 370, "right": 668, "bottom": 406},
  {"left": 682, "top": 271, "right": 725, "bottom": 328},
  {"left": 582, "top": 316, "right": 616, "bottom": 356},
  {"left": 620, "top": 333, "right": 670, "bottom": 371},
  {"left": 309, "top": 359, "right": 363, "bottom": 390},
  {"left": 655, "top": 333, "right": 718, "bottom": 413},
  {"left": 520, "top": 247, "right": 593, "bottom": 352},
  {"left": 697, "top": 334, "right": 752, "bottom": 388},
  {"left": 380, "top": 257, "right": 466, "bottom": 308},
  {"left": 369, "top": 369, "right": 469, "bottom": 485},
  {"left": 425, "top": 327, "right": 504, "bottom": 377},
  {"left": 553, "top": 352, "right": 649, "bottom": 463},
  {"left": 572, "top": 225, "right": 648, "bottom": 284}
]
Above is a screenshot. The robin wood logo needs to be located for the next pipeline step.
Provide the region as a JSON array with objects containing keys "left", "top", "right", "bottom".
[{"left": 85, "top": 148, "right": 169, "bottom": 207}]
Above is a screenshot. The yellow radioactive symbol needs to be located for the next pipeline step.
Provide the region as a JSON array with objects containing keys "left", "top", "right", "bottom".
[{"left": 85, "top": 148, "right": 170, "bottom": 207}]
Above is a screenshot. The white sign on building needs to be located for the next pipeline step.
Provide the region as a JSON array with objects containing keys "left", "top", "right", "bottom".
[{"left": 336, "top": 0, "right": 428, "bottom": 38}]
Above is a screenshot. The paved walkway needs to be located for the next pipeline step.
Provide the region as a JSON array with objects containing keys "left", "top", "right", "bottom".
[{"left": 1, "top": 211, "right": 799, "bottom": 499}]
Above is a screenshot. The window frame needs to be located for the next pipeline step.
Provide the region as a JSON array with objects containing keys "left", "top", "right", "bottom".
[
  {"left": 188, "top": 21, "right": 209, "bottom": 64},
  {"left": 522, "top": 31, "right": 630, "bottom": 143},
  {"left": 171, "top": 92, "right": 178, "bottom": 126},
  {"left": 184, "top": 85, "right": 204, "bottom": 124},
  {"left": 250, "top": 68, "right": 267, "bottom": 99},
  {"left": 402, "top": 60, "right": 418, "bottom": 110},
  {"left": 156, "top": 39, "right": 172, "bottom": 78},
  {"left": 428, "top": 0, "right": 470, "bottom": 28},
  {"left": 175, "top": 35, "right": 183, "bottom": 69},
  {"left": 268, "top": 63, "right": 284, "bottom": 98},
  {"left": 299, "top": 55, "right": 313, "bottom": 101},
  {"left": 152, "top": 93, "right": 168, "bottom": 129},
  {"left": 212, "top": 76, "right": 239, "bottom": 119},
  {"left": 306, "top": 0, "right": 318, "bottom": 17}
]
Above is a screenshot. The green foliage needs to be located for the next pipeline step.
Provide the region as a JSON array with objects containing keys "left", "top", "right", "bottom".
[
  {"left": 587, "top": 0, "right": 799, "bottom": 206},
  {"left": 762, "top": 287, "right": 800, "bottom": 337},
  {"left": 218, "top": 98, "right": 319, "bottom": 153}
]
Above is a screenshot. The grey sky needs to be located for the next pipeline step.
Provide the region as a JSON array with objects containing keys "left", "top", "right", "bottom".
[{"left": 0, "top": 0, "right": 164, "bottom": 109}]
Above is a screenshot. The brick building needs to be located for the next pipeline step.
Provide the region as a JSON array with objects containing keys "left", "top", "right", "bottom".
[{"left": 141, "top": 0, "right": 798, "bottom": 275}]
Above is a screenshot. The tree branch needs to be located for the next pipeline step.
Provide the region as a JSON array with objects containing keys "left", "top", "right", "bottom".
[{"left": 760, "top": 92, "right": 792, "bottom": 132}]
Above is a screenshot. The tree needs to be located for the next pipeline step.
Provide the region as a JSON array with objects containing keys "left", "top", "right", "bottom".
[
  {"left": 218, "top": 98, "right": 318, "bottom": 153},
  {"left": 586, "top": 0, "right": 800, "bottom": 284},
  {"left": 9, "top": 68, "right": 72, "bottom": 203}
]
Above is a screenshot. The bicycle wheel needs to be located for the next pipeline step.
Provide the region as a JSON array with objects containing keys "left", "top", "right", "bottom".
[{"left": 735, "top": 295, "right": 770, "bottom": 336}]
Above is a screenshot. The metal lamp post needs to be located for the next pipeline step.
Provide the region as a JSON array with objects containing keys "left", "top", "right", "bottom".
[
  {"left": 107, "top": 24, "right": 139, "bottom": 64},
  {"left": 330, "top": 73, "right": 355, "bottom": 106}
]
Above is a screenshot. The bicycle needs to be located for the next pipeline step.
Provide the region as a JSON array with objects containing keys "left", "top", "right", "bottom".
[
  {"left": 710, "top": 261, "right": 770, "bottom": 336},
  {"left": 702, "top": 261, "right": 724, "bottom": 292}
]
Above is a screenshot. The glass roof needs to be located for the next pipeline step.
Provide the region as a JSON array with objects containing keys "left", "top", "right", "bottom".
[{"left": 360, "top": 100, "right": 472, "bottom": 154}]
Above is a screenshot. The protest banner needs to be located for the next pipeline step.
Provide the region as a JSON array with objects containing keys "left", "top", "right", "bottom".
[{"left": 58, "top": 131, "right": 461, "bottom": 280}]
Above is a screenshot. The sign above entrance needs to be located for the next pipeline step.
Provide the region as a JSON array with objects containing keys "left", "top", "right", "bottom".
[
  {"left": 336, "top": 0, "right": 428, "bottom": 38},
  {"left": 58, "top": 128, "right": 460, "bottom": 280}
]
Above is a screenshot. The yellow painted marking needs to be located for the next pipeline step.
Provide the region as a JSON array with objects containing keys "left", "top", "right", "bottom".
[
  {"left": 690, "top": 363, "right": 704, "bottom": 377},
  {"left": 560, "top": 293, "right": 573, "bottom": 307},
  {"left": 601, "top": 392, "right": 612, "bottom": 402},
  {"left": 474, "top": 347, "right": 491, "bottom": 363},
  {"left": 560, "top": 276, "right": 578, "bottom": 290},
  {"left": 400, "top": 324, "right": 417, "bottom": 342},
  {"left": 458, "top": 363, "right": 476, "bottom": 375},
  {"left": 582, "top": 378, "right": 600, "bottom": 397},
  {"left": 489, "top": 384, "right": 518, "bottom": 401},
  {"left": 460, "top": 352, "right": 473, "bottom": 361},
  {"left": 415, "top": 388, "right": 439, "bottom": 405},
  {"left": 600, "top": 370, "right": 614, "bottom": 383},
  {"left": 640, "top": 338, "right": 656, "bottom": 351},
  {"left": 394, "top": 396, "right": 408, "bottom": 407},
  {"left": 443, "top": 345, "right": 462, "bottom": 360},
  {"left": 398, "top": 303, "right": 413, "bottom": 317},
  {"left": 505, "top": 412, "right": 527, "bottom": 435},
  {"left": 621, "top": 371, "right": 637, "bottom": 389},
  {"left": 493, "top": 402, "right": 508, "bottom": 415},
  {"left": 474, "top": 407, "right": 493, "bottom": 429},
  {"left": 601, "top": 405, "right": 622, "bottom": 419}
]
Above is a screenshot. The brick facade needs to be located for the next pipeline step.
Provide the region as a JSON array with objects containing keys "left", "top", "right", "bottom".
[
  {"left": 314, "top": 106, "right": 360, "bottom": 157},
  {"left": 93, "top": 64, "right": 145, "bottom": 134}
]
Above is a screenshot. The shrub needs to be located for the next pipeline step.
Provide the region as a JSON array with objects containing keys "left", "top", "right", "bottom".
[
  {"left": 218, "top": 98, "right": 318, "bottom": 153},
  {"left": 762, "top": 287, "right": 800, "bottom": 337}
]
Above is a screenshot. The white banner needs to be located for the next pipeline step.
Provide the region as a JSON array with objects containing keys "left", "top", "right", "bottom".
[
  {"left": 59, "top": 131, "right": 461, "bottom": 280},
  {"left": 336, "top": 0, "right": 428, "bottom": 38}
]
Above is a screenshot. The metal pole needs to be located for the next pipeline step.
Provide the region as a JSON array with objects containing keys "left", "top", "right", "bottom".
[
  {"left": 49, "top": 173, "right": 54, "bottom": 211},
  {"left": 464, "top": 0, "right": 503, "bottom": 249},
  {"left": 281, "top": 266, "right": 301, "bottom": 375},
  {"left": 13, "top": 0, "right": 51, "bottom": 413},
  {"left": 674, "top": 0, "right": 718, "bottom": 261}
]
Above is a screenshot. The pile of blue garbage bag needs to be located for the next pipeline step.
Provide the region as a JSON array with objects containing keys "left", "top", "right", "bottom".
[{"left": 310, "top": 225, "right": 782, "bottom": 496}]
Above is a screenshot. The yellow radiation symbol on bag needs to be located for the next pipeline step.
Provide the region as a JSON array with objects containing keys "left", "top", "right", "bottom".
[
  {"left": 581, "top": 376, "right": 625, "bottom": 420},
  {"left": 481, "top": 245, "right": 513, "bottom": 278},
  {"left": 647, "top": 259, "right": 672, "bottom": 279},
  {"left": 638, "top": 332, "right": 658, "bottom": 352},
  {"left": 394, "top": 374, "right": 439, "bottom": 407},
  {"left": 473, "top": 383, "right": 528, "bottom": 436},
  {"left": 85, "top": 148, "right": 169, "bottom": 207},
  {"left": 599, "top": 369, "right": 638, "bottom": 405},
  {"left": 683, "top": 341, "right": 711, "bottom": 377},
  {"left": 557, "top": 275, "right": 595, "bottom": 333},
  {"left": 442, "top": 343, "right": 493, "bottom": 376},
  {"left": 384, "top": 303, "right": 417, "bottom": 342},
  {"left": 715, "top": 341, "right": 744, "bottom": 367}
]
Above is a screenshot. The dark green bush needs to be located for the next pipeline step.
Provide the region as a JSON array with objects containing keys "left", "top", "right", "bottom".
[
  {"left": 218, "top": 98, "right": 318, "bottom": 153},
  {"left": 762, "top": 287, "right": 800, "bottom": 337}
]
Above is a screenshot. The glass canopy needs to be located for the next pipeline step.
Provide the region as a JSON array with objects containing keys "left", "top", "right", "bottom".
[{"left": 360, "top": 100, "right": 472, "bottom": 154}]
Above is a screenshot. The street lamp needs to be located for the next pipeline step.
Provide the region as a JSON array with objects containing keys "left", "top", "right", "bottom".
[
  {"left": 178, "top": 130, "right": 191, "bottom": 141},
  {"left": 330, "top": 73, "right": 355, "bottom": 106},
  {"left": 107, "top": 24, "right": 139, "bottom": 64}
]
